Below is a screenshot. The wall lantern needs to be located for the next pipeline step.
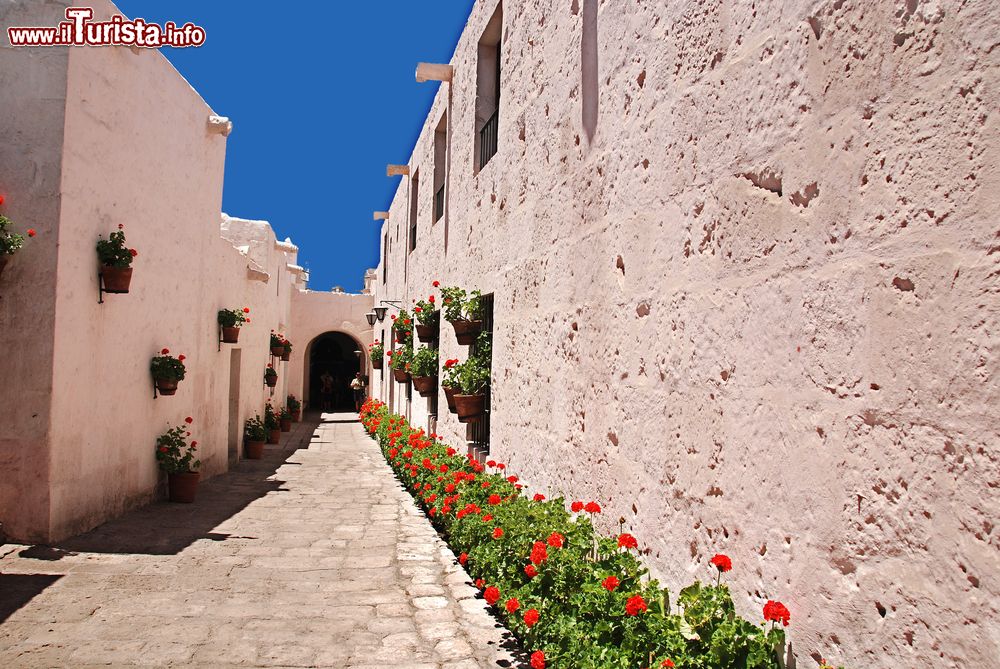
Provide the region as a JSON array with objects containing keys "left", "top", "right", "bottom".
[{"left": 365, "top": 312, "right": 378, "bottom": 326}]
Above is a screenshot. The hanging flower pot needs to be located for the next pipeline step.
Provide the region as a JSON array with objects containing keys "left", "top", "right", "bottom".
[
  {"left": 414, "top": 299, "right": 440, "bottom": 343},
  {"left": 101, "top": 266, "right": 133, "bottom": 293},
  {"left": 442, "top": 385, "right": 459, "bottom": 414},
  {"left": 395, "top": 328, "right": 409, "bottom": 344},
  {"left": 455, "top": 393, "right": 486, "bottom": 423},
  {"left": 0, "top": 213, "right": 35, "bottom": 281},
  {"left": 96, "top": 225, "right": 137, "bottom": 293},
  {"left": 415, "top": 323, "right": 439, "bottom": 343},
  {"left": 270, "top": 332, "right": 286, "bottom": 357},
  {"left": 150, "top": 349, "right": 186, "bottom": 397},
  {"left": 218, "top": 307, "right": 249, "bottom": 343},
  {"left": 393, "top": 368, "right": 411, "bottom": 384},
  {"left": 168, "top": 471, "right": 200, "bottom": 503},
  {"left": 264, "top": 365, "right": 278, "bottom": 388},
  {"left": 451, "top": 319, "right": 483, "bottom": 346},
  {"left": 281, "top": 345, "right": 291, "bottom": 362},
  {"left": 412, "top": 375, "right": 438, "bottom": 397},
  {"left": 372, "top": 357, "right": 383, "bottom": 370}
]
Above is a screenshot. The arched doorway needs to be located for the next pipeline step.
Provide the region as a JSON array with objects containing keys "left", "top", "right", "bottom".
[{"left": 306, "top": 332, "right": 362, "bottom": 411}]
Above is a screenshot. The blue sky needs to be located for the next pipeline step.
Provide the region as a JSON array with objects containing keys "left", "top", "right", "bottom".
[{"left": 115, "top": 1, "right": 475, "bottom": 292}]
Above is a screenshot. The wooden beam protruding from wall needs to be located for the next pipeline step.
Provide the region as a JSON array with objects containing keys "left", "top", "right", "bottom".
[
  {"left": 373, "top": 212, "right": 390, "bottom": 221},
  {"left": 387, "top": 165, "right": 410, "bottom": 177},
  {"left": 416, "top": 62, "right": 453, "bottom": 83}
]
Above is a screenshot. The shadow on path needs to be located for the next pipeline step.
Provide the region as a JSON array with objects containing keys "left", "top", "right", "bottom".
[{"left": 0, "top": 574, "right": 62, "bottom": 624}]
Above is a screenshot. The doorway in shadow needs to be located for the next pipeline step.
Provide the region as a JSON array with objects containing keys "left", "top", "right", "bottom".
[{"left": 307, "top": 332, "right": 361, "bottom": 412}]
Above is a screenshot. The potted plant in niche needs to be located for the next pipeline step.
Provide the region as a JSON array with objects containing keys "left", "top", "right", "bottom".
[
  {"left": 270, "top": 332, "right": 285, "bottom": 357},
  {"left": 150, "top": 348, "right": 186, "bottom": 396},
  {"left": 279, "top": 407, "right": 292, "bottom": 432},
  {"left": 0, "top": 204, "right": 36, "bottom": 280},
  {"left": 155, "top": 417, "right": 201, "bottom": 503},
  {"left": 369, "top": 340, "right": 384, "bottom": 370},
  {"left": 264, "top": 403, "right": 280, "bottom": 444},
  {"left": 410, "top": 347, "right": 439, "bottom": 397},
  {"left": 244, "top": 415, "right": 266, "bottom": 460},
  {"left": 441, "top": 357, "right": 461, "bottom": 414},
  {"left": 393, "top": 310, "right": 413, "bottom": 345},
  {"left": 218, "top": 307, "right": 250, "bottom": 343},
  {"left": 455, "top": 334, "right": 491, "bottom": 423},
  {"left": 96, "top": 224, "right": 138, "bottom": 293},
  {"left": 441, "top": 286, "right": 483, "bottom": 345},
  {"left": 264, "top": 364, "right": 278, "bottom": 388},
  {"left": 281, "top": 338, "right": 292, "bottom": 361},
  {"left": 414, "top": 295, "right": 440, "bottom": 343},
  {"left": 389, "top": 345, "right": 413, "bottom": 384},
  {"left": 287, "top": 394, "right": 302, "bottom": 422}
]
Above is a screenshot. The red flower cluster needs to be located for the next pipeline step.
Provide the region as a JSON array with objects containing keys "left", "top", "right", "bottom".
[
  {"left": 524, "top": 609, "right": 540, "bottom": 628},
  {"left": 458, "top": 552, "right": 468, "bottom": 565},
  {"left": 432, "top": 280, "right": 440, "bottom": 287},
  {"left": 493, "top": 527, "right": 504, "bottom": 539},
  {"left": 618, "top": 533, "right": 638, "bottom": 550},
  {"left": 763, "top": 600, "right": 790, "bottom": 626},
  {"left": 505, "top": 598, "right": 520, "bottom": 613},
  {"left": 530, "top": 541, "right": 548, "bottom": 565},
  {"left": 524, "top": 564, "right": 538, "bottom": 578},
  {"left": 602, "top": 576, "right": 620, "bottom": 592},
  {"left": 483, "top": 586, "right": 500, "bottom": 606},
  {"left": 711, "top": 553, "right": 732, "bottom": 572},
  {"left": 530, "top": 650, "right": 545, "bottom": 668},
  {"left": 533, "top": 493, "right": 545, "bottom": 502},
  {"left": 547, "top": 532, "right": 564, "bottom": 548},
  {"left": 625, "top": 595, "right": 648, "bottom": 616},
  {"left": 27, "top": 229, "right": 36, "bottom": 237}
]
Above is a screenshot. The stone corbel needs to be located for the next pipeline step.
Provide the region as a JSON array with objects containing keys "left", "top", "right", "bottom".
[{"left": 208, "top": 115, "right": 233, "bottom": 137}]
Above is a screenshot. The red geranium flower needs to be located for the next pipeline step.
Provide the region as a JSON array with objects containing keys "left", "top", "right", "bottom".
[
  {"left": 530, "top": 542, "right": 548, "bottom": 565},
  {"left": 710, "top": 553, "right": 732, "bottom": 572},
  {"left": 625, "top": 595, "right": 648, "bottom": 616},
  {"left": 432, "top": 280, "right": 440, "bottom": 287},
  {"left": 763, "top": 600, "right": 791, "bottom": 626},
  {"left": 533, "top": 493, "right": 545, "bottom": 502},
  {"left": 618, "top": 533, "right": 638, "bottom": 550},
  {"left": 493, "top": 527, "right": 504, "bottom": 539},
  {"left": 129, "top": 248, "right": 137, "bottom": 256},
  {"left": 428, "top": 295, "right": 435, "bottom": 303},
  {"left": 161, "top": 348, "right": 170, "bottom": 355},
  {"left": 475, "top": 579, "right": 484, "bottom": 589},
  {"left": 243, "top": 307, "right": 250, "bottom": 313},
  {"left": 530, "top": 651, "right": 545, "bottom": 669},
  {"left": 486, "top": 460, "right": 496, "bottom": 467},
  {"left": 547, "top": 532, "right": 564, "bottom": 548},
  {"left": 185, "top": 417, "right": 193, "bottom": 424},
  {"left": 458, "top": 552, "right": 468, "bottom": 566},
  {"left": 584, "top": 501, "right": 602, "bottom": 513},
  {"left": 483, "top": 586, "right": 500, "bottom": 605},
  {"left": 27, "top": 229, "right": 36, "bottom": 237},
  {"left": 571, "top": 501, "right": 584, "bottom": 512},
  {"left": 488, "top": 494, "right": 502, "bottom": 505},
  {"left": 177, "top": 355, "right": 185, "bottom": 362},
  {"left": 662, "top": 660, "right": 675, "bottom": 668},
  {"left": 524, "top": 609, "right": 540, "bottom": 628},
  {"left": 602, "top": 576, "right": 620, "bottom": 592},
  {"left": 524, "top": 564, "right": 538, "bottom": 578},
  {"left": 507, "top": 475, "right": 519, "bottom": 484},
  {"left": 505, "top": 598, "right": 520, "bottom": 613},
  {"left": 414, "top": 307, "right": 422, "bottom": 313}
]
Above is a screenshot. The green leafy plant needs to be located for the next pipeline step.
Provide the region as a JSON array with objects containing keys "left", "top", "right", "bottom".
[
  {"left": 96, "top": 224, "right": 137, "bottom": 268},
  {"left": 388, "top": 345, "right": 413, "bottom": 371},
  {"left": 440, "top": 286, "right": 483, "bottom": 322},
  {"left": 264, "top": 365, "right": 277, "bottom": 381},
  {"left": 358, "top": 400, "right": 802, "bottom": 669},
  {"left": 155, "top": 419, "right": 200, "bottom": 474},
  {"left": 410, "top": 347, "right": 439, "bottom": 377},
  {"left": 369, "top": 340, "right": 384, "bottom": 364},
  {"left": 441, "top": 357, "right": 462, "bottom": 388},
  {"left": 286, "top": 394, "right": 301, "bottom": 412},
  {"left": 0, "top": 214, "right": 34, "bottom": 256},
  {"left": 150, "top": 348, "right": 186, "bottom": 381},
  {"left": 270, "top": 332, "right": 284, "bottom": 348},
  {"left": 218, "top": 307, "right": 250, "bottom": 328},
  {"left": 283, "top": 338, "right": 293, "bottom": 354},
  {"left": 279, "top": 407, "right": 292, "bottom": 421},
  {"left": 264, "top": 403, "right": 279, "bottom": 430},
  {"left": 244, "top": 415, "right": 266, "bottom": 442},
  {"left": 456, "top": 333, "right": 492, "bottom": 394},
  {"left": 414, "top": 296, "right": 439, "bottom": 326}
]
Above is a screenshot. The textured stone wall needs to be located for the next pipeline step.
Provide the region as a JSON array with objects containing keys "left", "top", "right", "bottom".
[{"left": 371, "top": 1, "right": 1000, "bottom": 666}]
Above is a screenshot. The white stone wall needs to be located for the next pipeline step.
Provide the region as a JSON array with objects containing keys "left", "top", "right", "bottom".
[{"left": 371, "top": 1, "right": 1000, "bottom": 666}]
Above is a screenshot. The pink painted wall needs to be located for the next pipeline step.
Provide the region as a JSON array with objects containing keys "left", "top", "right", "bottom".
[
  {"left": 0, "top": 0, "right": 303, "bottom": 542},
  {"left": 371, "top": 1, "right": 1000, "bottom": 667}
]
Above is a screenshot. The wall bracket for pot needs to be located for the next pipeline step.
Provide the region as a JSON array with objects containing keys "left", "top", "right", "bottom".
[
  {"left": 217, "top": 325, "right": 222, "bottom": 352},
  {"left": 97, "top": 272, "right": 106, "bottom": 304},
  {"left": 153, "top": 378, "right": 159, "bottom": 400}
]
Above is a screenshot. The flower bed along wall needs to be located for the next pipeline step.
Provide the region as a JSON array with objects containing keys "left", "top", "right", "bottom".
[{"left": 360, "top": 400, "right": 846, "bottom": 669}]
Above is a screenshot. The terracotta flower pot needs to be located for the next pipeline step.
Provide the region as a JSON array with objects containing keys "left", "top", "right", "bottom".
[
  {"left": 281, "top": 348, "right": 291, "bottom": 361},
  {"left": 245, "top": 440, "right": 265, "bottom": 460},
  {"left": 442, "top": 385, "right": 459, "bottom": 413},
  {"left": 221, "top": 326, "right": 240, "bottom": 344},
  {"left": 416, "top": 322, "right": 439, "bottom": 343},
  {"left": 394, "top": 329, "right": 408, "bottom": 344},
  {"left": 450, "top": 319, "right": 483, "bottom": 346},
  {"left": 392, "top": 368, "right": 411, "bottom": 384},
  {"left": 100, "top": 266, "right": 133, "bottom": 293},
  {"left": 270, "top": 346, "right": 285, "bottom": 357},
  {"left": 454, "top": 393, "right": 486, "bottom": 423},
  {"left": 167, "top": 471, "right": 200, "bottom": 503},
  {"left": 371, "top": 358, "right": 383, "bottom": 370},
  {"left": 267, "top": 429, "right": 281, "bottom": 445},
  {"left": 280, "top": 418, "right": 292, "bottom": 432},
  {"left": 412, "top": 375, "right": 438, "bottom": 397},
  {"left": 265, "top": 375, "right": 277, "bottom": 388},
  {"left": 292, "top": 409, "right": 301, "bottom": 422},
  {"left": 155, "top": 378, "right": 179, "bottom": 396}
]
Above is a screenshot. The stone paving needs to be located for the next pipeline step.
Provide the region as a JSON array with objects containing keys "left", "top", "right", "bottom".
[{"left": 0, "top": 413, "right": 521, "bottom": 668}]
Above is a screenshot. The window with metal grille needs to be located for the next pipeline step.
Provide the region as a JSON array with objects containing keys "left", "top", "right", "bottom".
[
  {"left": 467, "top": 293, "right": 494, "bottom": 454},
  {"left": 475, "top": 4, "right": 502, "bottom": 173},
  {"left": 409, "top": 171, "right": 419, "bottom": 252}
]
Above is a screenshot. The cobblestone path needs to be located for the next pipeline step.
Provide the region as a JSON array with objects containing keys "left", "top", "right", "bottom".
[{"left": 0, "top": 414, "right": 519, "bottom": 668}]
